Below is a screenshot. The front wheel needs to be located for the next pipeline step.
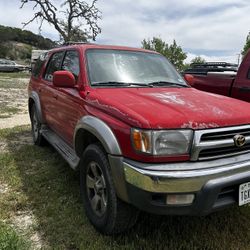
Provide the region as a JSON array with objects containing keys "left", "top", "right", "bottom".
[{"left": 80, "top": 143, "right": 139, "bottom": 235}]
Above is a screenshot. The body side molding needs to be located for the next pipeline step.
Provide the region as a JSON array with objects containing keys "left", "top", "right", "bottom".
[{"left": 74, "top": 116, "right": 122, "bottom": 156}]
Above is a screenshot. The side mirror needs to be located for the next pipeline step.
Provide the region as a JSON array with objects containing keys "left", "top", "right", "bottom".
[
  {"left": 53, "top": 71, "right": 76, "bottom": 88},
  {"left": 184, "top": 74, "right": 195, "bottom": 86}
]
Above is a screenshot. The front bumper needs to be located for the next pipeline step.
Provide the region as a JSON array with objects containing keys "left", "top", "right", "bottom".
[{"left": 109, "top": 153, "right": 250, "bottom": 215}]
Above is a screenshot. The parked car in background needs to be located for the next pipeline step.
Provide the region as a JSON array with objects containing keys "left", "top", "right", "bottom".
[
  {"left": 184, "top": 49, "right": 250, "bottom": 102},
  {"left": 0, "top": 59, "right": 29, "bottom": 72}
]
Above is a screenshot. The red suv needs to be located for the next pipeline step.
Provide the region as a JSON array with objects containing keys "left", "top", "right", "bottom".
[{"left": 28, "top": 43, "right": 250, "bottom": 234}]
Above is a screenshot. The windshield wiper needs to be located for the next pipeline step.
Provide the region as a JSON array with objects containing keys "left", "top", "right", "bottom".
[
  {"left": 147, "top": 81, "right": 188, "bottom": 88},
  {"left": 91, "top": 81, "right": 152, "bottom": 87},
  {"left": 92, "top": 81, "right": 130, "bottom": 86}
]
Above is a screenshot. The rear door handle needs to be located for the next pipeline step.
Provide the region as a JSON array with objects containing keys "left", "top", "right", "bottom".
[{"left": 239, "top": 86, "right": 250, "bottom": 92}]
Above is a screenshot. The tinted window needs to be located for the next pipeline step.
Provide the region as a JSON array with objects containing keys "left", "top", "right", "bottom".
[
  {"left": 62, "top": 50, "right": 80, "bottom": 78},
  {"left": 44, "top": 51, "right": 64, "bottom": 81},
  {"left": 32, "top": 52, "right": 48, "bottom": 78}
]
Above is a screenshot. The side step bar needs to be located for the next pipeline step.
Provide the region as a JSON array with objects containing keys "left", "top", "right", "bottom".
[{"left": 42, "top": 128, "right": 80, "bottom": 170}]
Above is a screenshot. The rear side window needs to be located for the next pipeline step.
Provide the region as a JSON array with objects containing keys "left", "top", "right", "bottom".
[
  {"left": 32, "top": 53, "right": 48, "bottom": 78},
  {"left": 44, "top": 51, "right": 64, "bottom": 81},
  {"left": 62, "top": 50, "right": 80, "bottom": 78}
]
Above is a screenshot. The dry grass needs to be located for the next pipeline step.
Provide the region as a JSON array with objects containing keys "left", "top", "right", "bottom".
[{"left": 0, "top": 126, "right": 249, "bottom": 249}]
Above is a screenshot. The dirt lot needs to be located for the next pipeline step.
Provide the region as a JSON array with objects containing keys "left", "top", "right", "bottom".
[{"left": 0, "top": 72, "right": 30, "bottom": 129}]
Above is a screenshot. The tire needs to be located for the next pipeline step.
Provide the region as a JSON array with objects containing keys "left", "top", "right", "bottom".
[
  {"left": 30, "top": 105, "right": 46, "bottom": 146},
  {"left": 80, "top": 143, "right": 139, "bottom": 235},
  {"left": 13, "top": 68, "right": 20, "bottom": 72}
]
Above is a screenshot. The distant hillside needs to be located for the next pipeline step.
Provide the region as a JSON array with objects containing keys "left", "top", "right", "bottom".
[{"left": 0, "top": 25, "right": 56, "bottom": 61}]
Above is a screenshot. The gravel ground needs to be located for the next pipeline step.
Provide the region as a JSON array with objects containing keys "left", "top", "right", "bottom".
[
  {"left": 0, "top": 113, "right": 30, "bottom": 129},
  {"left": 0, "top": 77, "right": 30, "bottom": 129}
]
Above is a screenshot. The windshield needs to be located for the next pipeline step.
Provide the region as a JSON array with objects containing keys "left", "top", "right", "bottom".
[{"left": 86, "top": 49, "right": 187, "bottom": 87}]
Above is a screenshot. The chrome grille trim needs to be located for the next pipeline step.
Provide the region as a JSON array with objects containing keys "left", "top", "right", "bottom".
[{"left": 190, "top": 125, "right": 250, "bottom": 161}]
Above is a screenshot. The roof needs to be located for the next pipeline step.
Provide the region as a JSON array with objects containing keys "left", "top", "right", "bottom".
[{"left": 50, "top": 42, "right": 158, "bottom": 54}]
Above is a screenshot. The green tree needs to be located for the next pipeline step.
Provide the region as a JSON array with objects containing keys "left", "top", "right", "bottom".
[
  {"left": 0, "top": 25, "right": 55, "bottom": 49},
  {"left": 242, "top": 32, "right": 250, "bottom": 57},
  {"left": 142, "top": 37, "right": 187, "bottom": 71},
  {"left": 191, "top": 56, "right": 206, "bottom": 64}
]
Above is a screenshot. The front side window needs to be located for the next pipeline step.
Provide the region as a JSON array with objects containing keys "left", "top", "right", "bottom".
[
  {"left": 86, "top": 49, "right": 187, "bottom": 87},
  {"left": 62, "top": 50, "right": 80, "bottom": 78},
  {"left": 44, "top": 51, "right": 64, "bottom": 81}
]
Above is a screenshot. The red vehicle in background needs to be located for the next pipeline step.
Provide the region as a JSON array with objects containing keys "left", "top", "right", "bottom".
[{"left": 184, "top": 50, "right": 250, "bottom": 103}]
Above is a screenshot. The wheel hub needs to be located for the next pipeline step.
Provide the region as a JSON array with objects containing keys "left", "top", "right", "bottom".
[{"left": 86, "top": 162, "right": 107, "bottom": 217}]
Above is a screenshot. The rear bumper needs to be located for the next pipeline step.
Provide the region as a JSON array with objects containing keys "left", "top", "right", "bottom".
[{"left": 109, "top": 153, "right": 250, "bottom": 215}]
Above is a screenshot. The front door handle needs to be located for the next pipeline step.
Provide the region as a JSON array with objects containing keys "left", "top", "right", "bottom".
[
  {"left": 53, "top": 94, "right": 58, "bottom": 100},
  {"left": 239, "top": 86, "right": 250, "bottom": 92}
]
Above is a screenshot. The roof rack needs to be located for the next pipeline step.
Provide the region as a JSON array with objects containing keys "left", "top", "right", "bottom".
[
  {"left": 191, "top": 62, "right": 238, "bottom": 68},
  {"left": 63, "top": 41, "right": 94, "bottom": 46},
  {"left": 185, "top": 62, "right": 238, "bottom": 75}
]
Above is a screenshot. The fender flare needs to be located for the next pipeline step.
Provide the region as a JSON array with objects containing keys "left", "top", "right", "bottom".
[
  {"left": 74, "top": 116, "right": 122, "bottom": 155},
  {"left": 29, "top": 91, "right": 44, "bottom": 123}
]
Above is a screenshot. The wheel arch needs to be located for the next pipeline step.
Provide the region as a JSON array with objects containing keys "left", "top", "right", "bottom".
[
  {"left": 74, "top": 116, "right": 122, "bottom": 157},
  {"left": 28, "top": 91, "right": 44, "bottom": 123}
]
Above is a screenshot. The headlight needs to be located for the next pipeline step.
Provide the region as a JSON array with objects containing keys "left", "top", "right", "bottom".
[{"left": 131, "top": 129, "right": 193, "bottom": 155}]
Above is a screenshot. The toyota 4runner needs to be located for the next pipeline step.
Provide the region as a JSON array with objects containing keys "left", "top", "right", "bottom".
[{"left": 28, "top": 43, "right": 250, "bottom": 234}]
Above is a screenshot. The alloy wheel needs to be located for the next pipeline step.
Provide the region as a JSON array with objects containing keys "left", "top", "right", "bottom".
[{"left": 86, "top": 161, "right": 107, "bottom": 217}]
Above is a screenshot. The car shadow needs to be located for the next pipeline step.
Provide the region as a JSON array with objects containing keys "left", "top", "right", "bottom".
[{"left": 3, "top": 128, "right": 250, "bottom": 249}]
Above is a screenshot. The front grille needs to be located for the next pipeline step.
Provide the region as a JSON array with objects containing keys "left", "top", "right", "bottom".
[
  {"left": 201, "top": 128, "right": 250, "bottom": 141},
  {"left": 199, "top": 144, "right": 250, "bottom": 159},
  {"left": 191, "top": 125, "right": 250, "bottom": 161}
]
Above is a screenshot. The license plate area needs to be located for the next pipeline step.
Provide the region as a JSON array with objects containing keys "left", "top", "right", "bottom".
[{"left": 239, "top": 182, "right": 250, "bottom": 206}]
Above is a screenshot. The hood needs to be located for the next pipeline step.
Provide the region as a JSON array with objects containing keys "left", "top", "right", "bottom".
[{"left": 85, "top": 87, "right": 250, "bottom": 129}]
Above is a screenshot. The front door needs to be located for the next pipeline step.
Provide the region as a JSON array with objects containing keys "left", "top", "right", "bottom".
[
  {"left": 40, "top": 50, "right": 65, "bottom": 132},
  {"left": 50, "top": 50, "right": 83, "bottom": 145}
]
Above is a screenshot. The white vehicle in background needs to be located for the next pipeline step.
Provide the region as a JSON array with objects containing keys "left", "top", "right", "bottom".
[{"left": 0, "top": 59, "right": 28, "bottom": 72}]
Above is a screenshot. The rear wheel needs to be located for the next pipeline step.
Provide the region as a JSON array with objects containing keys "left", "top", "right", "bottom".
[
  {"left": 80, "top": 143, "right": 139, "bottom": 235},
  {"left": 31, "top": 105, "right": 46, "bottom": 146}
]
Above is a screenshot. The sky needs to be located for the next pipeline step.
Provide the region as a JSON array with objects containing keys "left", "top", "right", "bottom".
[{"left": 0, "top": 0, "right": 249, "bottom": 63}]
